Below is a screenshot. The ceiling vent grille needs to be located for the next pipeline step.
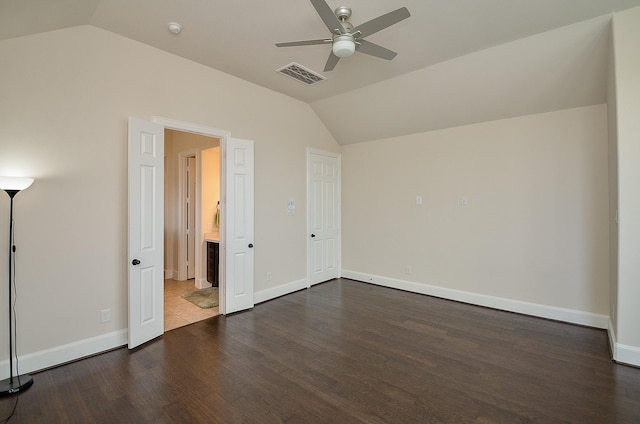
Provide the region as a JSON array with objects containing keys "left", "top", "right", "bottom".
[{"left": 277, "top": 63, "right": 326, "bottom": 85}]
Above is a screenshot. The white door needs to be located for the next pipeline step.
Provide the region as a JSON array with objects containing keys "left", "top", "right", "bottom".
[
  {"left": 128, "top": 118, "right": 164, "bottom": 349},
  {"left": 308, "top": 150, "right": 341, "bottom": 286},
  {"left": 223, "top": 137, "right": 255, "bottom": 314},
  {"left": 186, "top": 156, "right": 196, "bottom": 279}
]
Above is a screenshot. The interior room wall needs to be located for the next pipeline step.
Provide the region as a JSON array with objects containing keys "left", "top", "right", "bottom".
[
  {"left": 611, "top": 6, "right": 640, "bottom": 363},
  {"left": 201, "top": 146, "right": 220, "bottom": 285},
  {"left": 201, "top": 147, "right": 220, "bottom": 236},
  {"left": 342, "top": 105, "right": 610, "bottom": 321},
  {"left": 0, "top": 25, "right": 340, "bottom": 372}
]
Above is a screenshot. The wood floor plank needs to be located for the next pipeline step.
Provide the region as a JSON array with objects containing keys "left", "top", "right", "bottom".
[{"left": 2, "top": 278, "right": 640, "bottom": 423}]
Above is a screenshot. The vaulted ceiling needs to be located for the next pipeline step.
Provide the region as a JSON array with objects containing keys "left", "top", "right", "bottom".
[{"left": 2, "top": 0, "right": 639, "bottom": 144}]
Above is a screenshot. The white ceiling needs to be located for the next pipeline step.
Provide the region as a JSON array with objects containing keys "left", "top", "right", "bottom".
[{"left": 2, "top": 0, "right": 639, "bottom": 144}]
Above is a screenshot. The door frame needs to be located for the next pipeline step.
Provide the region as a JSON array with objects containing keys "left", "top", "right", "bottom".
[
  {"left": 153, "top": 117, "right": 230, "bottom": 314},
  {"left": 306, "top": 148, "right": 342, "bottom": 287}
]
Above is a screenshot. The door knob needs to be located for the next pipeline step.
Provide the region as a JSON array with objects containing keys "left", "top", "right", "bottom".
[
  {"left": 311, "top": 234, "right": 316, "bottom": 238},
  {"left": 248, "top": 243, "right": 254, "bottom": 248},
  {"left": 132, "top": 259, "right": 141, "bottom": 265}
]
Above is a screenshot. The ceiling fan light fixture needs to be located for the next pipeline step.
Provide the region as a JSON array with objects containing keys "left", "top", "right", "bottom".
[{"left": 332, "top": 35, "right": 355, "bottom": 58}]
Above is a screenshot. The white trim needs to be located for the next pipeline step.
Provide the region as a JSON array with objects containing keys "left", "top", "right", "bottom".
[
  {"left": 152, "top": 116, "right": 229, "bottom": 315},
  {"left": 152, "top": 117, "right": 231, "bottom": 139},
  {"left": 608, "top": 319, "right": 617, "bottom": 359},
  {"left": 613, "top": 344, "right": 640, "bottom": 367},
  {"left": 254, "top": 279, "right": 308, "bottom": 304},
  {"left": 195, "top": 277, "right": 211, "bottom": 289},
  {"left": 341, "top": 270, "right": 609, "bottom": 329},
  {"left": 164, "top": 268, "right": 176, "bottom": 280},
  {"left": 0, "top": 330, "right": 127, "bottom": 380},
  {"left": 218, "top": 138, "right": 227, "bottom": 314},
  {"left": 608, "top": 320, "right": 640, "bottom": 367}
]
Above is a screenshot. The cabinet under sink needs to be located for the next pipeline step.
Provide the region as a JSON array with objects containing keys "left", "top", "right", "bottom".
[{"left": 206, "top": 241, "right": 219, "bottom": 287}]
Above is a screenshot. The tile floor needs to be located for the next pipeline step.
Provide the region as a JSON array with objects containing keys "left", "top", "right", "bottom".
[{"left": 164, "top": 279, "right": 220, "bottom": 331}]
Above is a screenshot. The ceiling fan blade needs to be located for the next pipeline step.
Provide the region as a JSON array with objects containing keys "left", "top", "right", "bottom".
[
  {"left": 310, "top": 0, "right": 345, "bottom": 34},
  {"left": 276, "top": 39, "right": 330, "bottom": 47},
  {"left": 352, "top": 7, "right": 410, "bottom": 38},
  {"left": 356, "top": 39, "right": 397, "bottom": 60},
  {"left": 324, "top": 51, "right": 340, "bottom": 71}
]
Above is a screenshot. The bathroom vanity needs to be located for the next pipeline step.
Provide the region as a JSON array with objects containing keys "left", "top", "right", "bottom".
[{"left": 205, "top": 233, "right": 219, "bottom": 287}]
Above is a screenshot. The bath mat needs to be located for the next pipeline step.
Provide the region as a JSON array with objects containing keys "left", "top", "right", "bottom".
[{"left": 181, "top": 287, "right": 219, "bottom": 309}]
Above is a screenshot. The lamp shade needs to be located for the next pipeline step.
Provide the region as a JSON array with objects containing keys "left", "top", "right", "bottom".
[
  {"left": 0, "top": 176, "right": 34, "bottom": 191},
  {"left": 332, "top": 35, "right": 356, "bottom": 58}
]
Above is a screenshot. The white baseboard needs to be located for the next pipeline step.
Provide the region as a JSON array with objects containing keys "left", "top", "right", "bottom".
[
  {"left": 608, "top": 319, "right": 617, "bottom": 359},
  {"left": 164, "top": 269, "right": 176, "bottom": 280},
  {"left": 0, "top": 329, "right": 128, "bottom": 380},
  {"left": 608, "top": 320, "right": 640, "bottom": 367},
  {"left": 3, "top": 275, "right": 627, "bottom": 380},
  {"left": 195, "top": 277, "right": 212, "bottom": 289},
  {"left": 0, "top": 279, "right": 307, "bottom": 378},
  {"left": 254, "top": 279, "right": 308, "bottom": 304},
  {"left": 341, "top": 270, "right": 609, "bottom": 329}
]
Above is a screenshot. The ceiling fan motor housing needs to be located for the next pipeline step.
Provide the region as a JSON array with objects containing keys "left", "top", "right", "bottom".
[{"left": 335, "top": 6, "right": 352, "bottom": 21}]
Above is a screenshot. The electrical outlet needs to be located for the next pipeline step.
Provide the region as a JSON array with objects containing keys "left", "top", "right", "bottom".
[
  {"left": 459, "top": 196, "right": 468, "bottom": 206},
  {"left": 101, "top": 309, "right": 111, "bottom": 323},
  {"left": 267, "top": 272, "right": 272, "bottom": 281},
  {"left": 416, "top": 196, "right": 423, "bottom": 205},
  {"left": 404, "top": 265, "right": 412, "bottom": 275}
]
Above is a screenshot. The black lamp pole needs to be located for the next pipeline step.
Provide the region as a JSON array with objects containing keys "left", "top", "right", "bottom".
[{"left": 0, "top": 188, "right": 33, "bottom": 396}]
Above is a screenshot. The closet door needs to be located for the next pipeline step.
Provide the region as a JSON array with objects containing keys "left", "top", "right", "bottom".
[{"left": 308, "top": 150, "right": 341, "bottom": 286}]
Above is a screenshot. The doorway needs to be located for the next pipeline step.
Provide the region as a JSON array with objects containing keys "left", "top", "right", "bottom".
[
  {"left": 164, "top": 129, "right": 220, "bottom": 331},
  {"left": 128, "top": 117, "right": 255, "bottom": 349}
]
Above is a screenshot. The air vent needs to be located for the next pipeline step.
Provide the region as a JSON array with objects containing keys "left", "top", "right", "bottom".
[{"left": 277, "top": 63, "right": 326, "bottom": 85}]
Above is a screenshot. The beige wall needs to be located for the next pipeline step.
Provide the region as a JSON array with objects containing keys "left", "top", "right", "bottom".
[
  {"left": 201, "top": 146, "right": 220, "bottom": 283},
  {"left": 611, "top": 6, "right": 640, "bottom": 354},
  {"left": 0, "top": 25, "right": 339, "bottom": 361},
  {"left": 201, "top": 147, "right": 220, "bottom": 236},
  {"left": 342, "top": 105, "right": 609, "bottom": 315}
]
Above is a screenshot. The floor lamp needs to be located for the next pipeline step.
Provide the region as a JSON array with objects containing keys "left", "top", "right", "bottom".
[{"left": 0, "top": 176, "right": 34, "bottom": 396}]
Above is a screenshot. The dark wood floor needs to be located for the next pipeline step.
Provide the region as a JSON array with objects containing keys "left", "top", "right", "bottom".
[{"left": 2, "top": 279, "right": 639, "bottom": 423}]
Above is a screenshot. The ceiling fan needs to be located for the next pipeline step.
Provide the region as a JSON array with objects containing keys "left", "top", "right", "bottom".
[{"left": 275, "top": 0, "right": 410, "bottom": 71}]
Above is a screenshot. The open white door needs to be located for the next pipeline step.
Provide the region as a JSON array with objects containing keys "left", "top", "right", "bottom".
[
  {"left": 308, "top": 150, "right": 341, "bottom": 286},
  {"left": 128, "top": 117, "right": 164, "bottom": 349},
  {"left": 223, "top": 137, "right": 255, "bottom": 314}
]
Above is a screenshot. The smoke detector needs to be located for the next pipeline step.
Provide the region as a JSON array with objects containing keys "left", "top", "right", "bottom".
[{"left": 168, "top": 22, "right": 182, "bottom": 34}]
